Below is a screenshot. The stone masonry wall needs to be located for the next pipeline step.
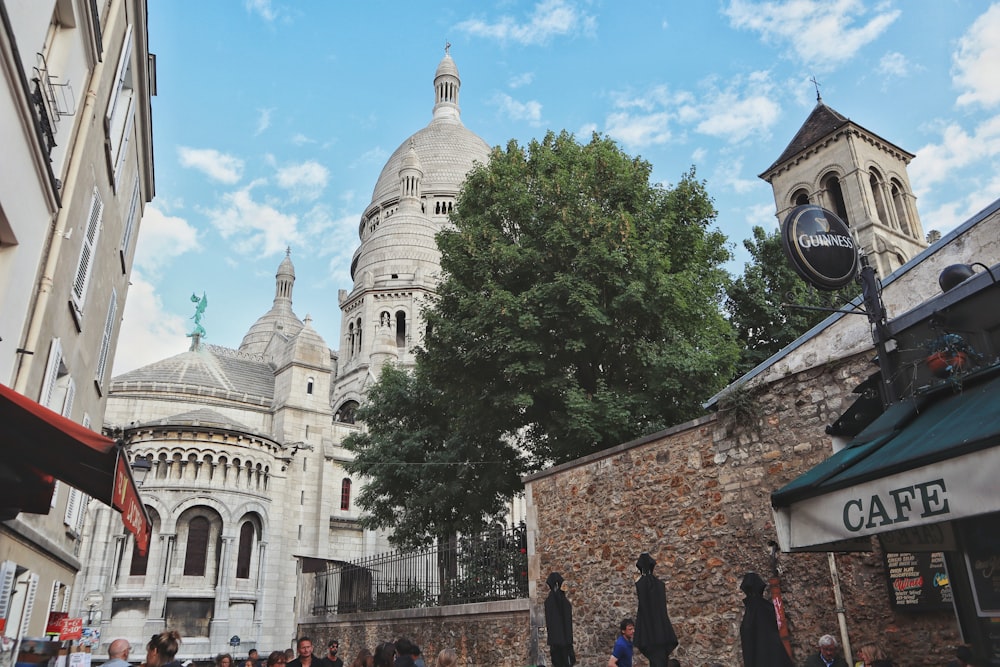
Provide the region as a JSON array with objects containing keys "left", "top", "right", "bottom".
[
  {"left": 525, "top": 352, "right": 958, "bottom": 667},
  {"left": 300, "top": 600, "right": 529, "bottom": 667}
]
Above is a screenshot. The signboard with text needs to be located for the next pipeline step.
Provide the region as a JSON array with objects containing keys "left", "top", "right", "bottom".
[
  {"left": 59, "top": 617, "right": 83, "bottom": 641},
  {"left": 113, "top": 452, "right": 150, "bottom": 554},
  {"left": 780, "top": 204, "right": 858, "bottom": 290},
  {"left": 884, "top": 551, "right": 953, "bottom": 611}
]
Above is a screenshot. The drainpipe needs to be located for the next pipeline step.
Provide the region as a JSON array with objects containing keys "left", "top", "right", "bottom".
[
  {"left": 827, "top": 552, "right": 853, "bottom": 661},
  {"left": 13, "top": 52, "right": 105, "bottom": 393}
]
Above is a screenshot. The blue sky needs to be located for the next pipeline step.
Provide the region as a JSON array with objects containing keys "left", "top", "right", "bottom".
[{"left": 114, "top": 0, "right": 1000, "bottom": 375}]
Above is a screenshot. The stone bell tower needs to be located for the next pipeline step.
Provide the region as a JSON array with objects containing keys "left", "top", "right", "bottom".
[{"left": 760, "top": 95, "right": 928, "bottom": 279}]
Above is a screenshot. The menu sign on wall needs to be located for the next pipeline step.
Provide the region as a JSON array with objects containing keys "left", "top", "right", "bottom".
[{"left": 884, "top": 551, "right": 953, "bottom": 610}]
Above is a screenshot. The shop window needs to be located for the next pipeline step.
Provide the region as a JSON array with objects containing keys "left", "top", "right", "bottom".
[{"left": 341, "top": 479, "right": 352, "bottom": 511}]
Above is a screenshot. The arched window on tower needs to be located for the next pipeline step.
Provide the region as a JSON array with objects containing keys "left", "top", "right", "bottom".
[
  {"left": 335, "top": 400, "right": 359, "bottom": 424},
  {"left": 347, "top": 322, "right": 355, "bottom": 357},
  {"left": 236, "top": 522, "right": 255, "bottom": 579},
  {"left": 341, "top": 478, "right": 352, "bottom": 511},
  {"left": 307, "top": 376, "right": 314, "bottom": 395},
  {"left": 891, "top": 179, "right": 912, "bottom": 236},
  {"left": 821, "top": 172, "right": 850, "bottom": 225},
  {"left": 395, "top": 311, "right": 406, "bottom": 348},
  {"left": 183, "top": 516, "right": 210, "bottom": 576},
  {"left": 791, "top": 189, "right": 810, "bottom": 206},
  {"left": 356, "top": 318, "right": 363, "bottom": 353},
  {"left": 869, "top": 168, "right": 890, "bottom": 228}
]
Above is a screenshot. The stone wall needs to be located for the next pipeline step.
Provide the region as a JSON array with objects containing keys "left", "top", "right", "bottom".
[
  {"left": 524, "top": 352, "right": 958, "bottom": 667},
  {"left": 300, "top": 600, "right": 529, "bottom": 667}
]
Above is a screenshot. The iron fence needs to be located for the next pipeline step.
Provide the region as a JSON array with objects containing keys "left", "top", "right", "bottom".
[{"left": 309, "top": 524, "right": 528, "bottom": 615}]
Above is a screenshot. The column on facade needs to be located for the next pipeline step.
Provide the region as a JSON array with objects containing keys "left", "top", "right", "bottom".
[{"left": 210, "top": 536, "right": 234, "bottom": 644}]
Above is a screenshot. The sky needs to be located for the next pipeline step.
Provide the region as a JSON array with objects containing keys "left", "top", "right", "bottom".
[{"left": 113, "top": 0, "right": 1000, "bottom": 375}]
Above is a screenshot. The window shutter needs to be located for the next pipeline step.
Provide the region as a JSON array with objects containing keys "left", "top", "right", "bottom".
[
  {"left": 50, "top": 480, "right": 60, "bottom": 509},
  {"left": 120, "top": 177, "right": 141, "bottom": 269},
  {"left": 113, "top": 95, "right": 135, "bottom": 190},
  {"left": 61, "top": 585, "right": 71, "bottom": 613},
  {"left": 106, "top": 25, "right": 133, "bottom": 125},
  {"left": 61, "top": 377, "right": 76, "bottom": 418},
  {"left": 72, "top": 189, "right": 104, "bottom": 310},
  {"left": 47, "top": 581, "right": 60, "bottom": 612},
  {"left": 39, "top": 338, "right": 63, "bottom": 408},
  {"left": 95, "top": 288, "right": 118, "bottom": 386},
  {"left": 21, "top": 573, "right": 39, "bottom": 631},
  {"left": 0, "top": 561, "right": 17, "bottom": 618},
  {"left": 65, "top": 489, "right": 81, "bottom": 527}
]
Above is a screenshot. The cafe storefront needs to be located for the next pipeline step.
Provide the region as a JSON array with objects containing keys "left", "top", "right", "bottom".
[{"left": 772, "top": 260, "right": 1000, "bottom": 665}]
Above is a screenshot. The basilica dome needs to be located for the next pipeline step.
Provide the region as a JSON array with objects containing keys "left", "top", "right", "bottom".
[{"left": 366, "top": 51, "right": 490, "bottom": 212}]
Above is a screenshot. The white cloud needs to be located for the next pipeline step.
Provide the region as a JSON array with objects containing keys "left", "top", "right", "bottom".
[
  {"left": 711, "top": 155, "right": 757, "bottom": 195},
  {"left": 206, "top": 185, "right": 301, "bottom": 256},
  {"left": 275, "top": 160, "right": 330, "bottom": 201},
  {"left": 255, "top": 108, "right": 273, "bottom": 135},
  {"left": 724, "top": 0, "right": 900, "bottom": 71},
  {"left": 877, "top": 51, "right": 910, "bottom": 78},
  {"left": 245, "top": 0, "right": 277, "bottom": 22},
  {"left": 112, "top": 271, "right": 190, "bottom": 376},
  {"left": 493, "top": 93, "right": 544, "bottom": 125},
  {"left": 133, "top": 205, "right": 200, "bottom": 276},
  {"left": 178, "top": 147, "right": 245, "bottom": 184},
  {"left": 457, "top": 0, "right": 596, "bottom": 46},
  {"left": 509, "top": 72, "right": 535, "bottom": 88},
  {"left": 953, "top": 3, "right": 1000, "bottom": 108},
  {"left": 908, "top": 115, "right": 1000, "bottom": 195},
  {"left": 292, "top": 133, "right": 315, "bottom": 146},
  {"left": 603, "top": 72, "right": 779, "bottom": 149},
  {"left": 605, "top": 111, "right": 672, "bottom": 149}
]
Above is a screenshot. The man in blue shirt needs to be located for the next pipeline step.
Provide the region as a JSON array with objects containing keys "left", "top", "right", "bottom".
[{"left": 608, "top": 618, "right": 635, "bottom": 667}]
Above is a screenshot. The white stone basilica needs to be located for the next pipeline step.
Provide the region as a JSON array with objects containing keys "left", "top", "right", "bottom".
[{"left": 72, "top": 50, "right": 490, "bottom": 659}]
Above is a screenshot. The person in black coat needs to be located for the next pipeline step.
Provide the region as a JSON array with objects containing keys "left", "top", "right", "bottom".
[
  {"left": 544, "top": 572, "right": 576, "bottom": 667},
  {"left": 739, "top": 572, "right": 794, "bottom": 667},
  {"left": 633, "top": 553, "right": 678, "bottom": 667}
]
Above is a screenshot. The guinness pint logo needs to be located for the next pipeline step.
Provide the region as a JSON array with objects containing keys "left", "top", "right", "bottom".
[{"left": 781, "top": 205, "right": 858, "bottom": 290}]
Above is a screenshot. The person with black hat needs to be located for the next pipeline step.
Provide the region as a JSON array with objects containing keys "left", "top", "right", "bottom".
[
  {"left": 633, "top": 552, "right": 678, "bottom": 667},
  {"left": 544, "top": 572, "right": 577, "bottom": 667}
]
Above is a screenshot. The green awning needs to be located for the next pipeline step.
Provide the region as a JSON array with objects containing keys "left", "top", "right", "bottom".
[{"left": 771, "top": 369, "right": 1000, "bottom": 551}]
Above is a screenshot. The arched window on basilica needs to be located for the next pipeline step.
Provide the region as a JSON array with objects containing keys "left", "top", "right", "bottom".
[
  {"left": 395, "top": 310, "right": 406, "bottom": 348},
  {"left": 236, "top": 521, "right": 256, "bottom": 579},
  {"left": 127, "top": 506, "right": 158, "bottom": 577},
  {"left": 821, "top": 172, "right": 850, "bottom": 225},
  {"left": 179, "top": 509, "right": 223, "bottom": 581},
  {"left": 307, "top": 376, "right": 314, "bottom": 394},
  {"left": 335, "top": 400, "right": 359, "bottom": 424}
]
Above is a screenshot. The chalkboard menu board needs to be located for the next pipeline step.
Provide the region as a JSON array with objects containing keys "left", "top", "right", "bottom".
[
  {"left": 884, "top": 551, "right": 953, "bottom": 610},
  {"left": 965, "top": 525, "right": 1000, "bottom": 616}
]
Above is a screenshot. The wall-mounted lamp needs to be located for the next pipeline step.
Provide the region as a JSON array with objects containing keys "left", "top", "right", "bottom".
[{"left": 939, "top": 262, "right": 998, "bottom": 292}]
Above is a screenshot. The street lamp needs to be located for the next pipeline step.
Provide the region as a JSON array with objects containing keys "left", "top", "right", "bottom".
[{"left": 131, "top": 457, "right": 152, "bottom": 486}]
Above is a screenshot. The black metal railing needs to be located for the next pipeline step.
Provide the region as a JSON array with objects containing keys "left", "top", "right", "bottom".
[{"left": 309, "top": 524, "right": 528, "bottom": 615}]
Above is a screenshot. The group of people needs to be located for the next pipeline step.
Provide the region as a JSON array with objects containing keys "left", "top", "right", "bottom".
[{"left": 102, "top": 632, "right": 458, "bottom": 667}]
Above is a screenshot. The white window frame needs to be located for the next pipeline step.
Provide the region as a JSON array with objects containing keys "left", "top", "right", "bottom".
[
  {"left": 120, "top": 176, "right": 140, "bottom": 272},
  {"left": 95, "top": 288, "right": 118, "bottom": 390},
  {"left": 72, "top": 189, "right": 104, "bottom": 314},
  {"left": 105, "top": 25, "right": 135, "bottom": 192}
]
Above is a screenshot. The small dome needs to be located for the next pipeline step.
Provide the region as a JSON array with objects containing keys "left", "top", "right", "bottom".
[{"left": 435, "top": 53, "right": 459, "bottom": 81}]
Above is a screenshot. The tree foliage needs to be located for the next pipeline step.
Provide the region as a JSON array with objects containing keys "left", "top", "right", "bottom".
[
  {"left": 345, "top": 131, "right": 739, "bottom": 545},
  {"left": 725, "top": 225, "right": 861, "bottom": 377}
]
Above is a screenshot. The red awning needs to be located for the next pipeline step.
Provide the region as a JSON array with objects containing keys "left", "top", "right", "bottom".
[{"left": 0, "top": 382, "right": 151, "bottom": 553}]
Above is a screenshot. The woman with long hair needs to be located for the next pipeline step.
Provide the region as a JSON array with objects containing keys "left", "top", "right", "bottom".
[
  {"left": 216, "top": 654, "right": 234, "bottom": 667},
  {"left": 350, "top": 649, "right": 373, "bottom": 667},
  {"left": 373, "top": 643, "right": 396, "bottom": 667},
  {"left": 146, "top": 630, "right": 182, "bottom": 667},
  {"left": 267, "top": 651, "right": 288, "bottom": 667}
]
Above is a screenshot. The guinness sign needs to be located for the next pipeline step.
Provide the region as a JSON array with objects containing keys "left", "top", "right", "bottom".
[{"left": 781, "top": 205, "right": 858, "bottom": 290}]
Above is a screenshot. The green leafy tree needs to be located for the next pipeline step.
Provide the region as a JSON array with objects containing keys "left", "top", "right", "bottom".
[
  {"left": 725, "top": 225, "right": 860, "bottom": 377},
  {"left": 346, "top": 131, "right": 739, "bottom": 545}
]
